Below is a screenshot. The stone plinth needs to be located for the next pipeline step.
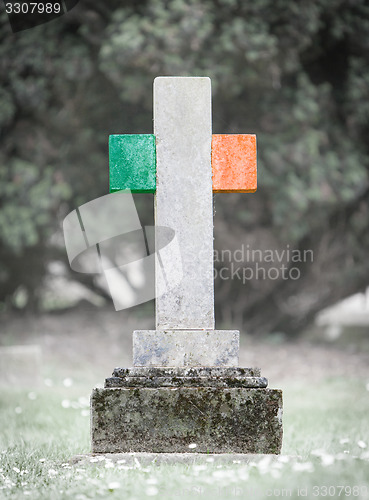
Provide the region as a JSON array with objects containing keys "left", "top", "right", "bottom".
[
  {"left": 91, "top": 372, "right": 283, "bottom": 454},
  {"left": 133, "top": 330, "right": 239, "bottom": 367}
]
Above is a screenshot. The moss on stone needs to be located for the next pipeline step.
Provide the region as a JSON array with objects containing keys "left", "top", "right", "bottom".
[{"left": 91, "top": 387, "right": 282, "bottom": 454}]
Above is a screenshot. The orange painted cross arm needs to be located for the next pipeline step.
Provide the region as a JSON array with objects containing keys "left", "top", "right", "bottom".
[{"left": 212, "top": 134, "right": 257, "bottom": 193}]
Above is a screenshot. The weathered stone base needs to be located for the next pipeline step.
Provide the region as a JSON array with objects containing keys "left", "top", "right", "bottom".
[{"left": 91, "top": 385, "right": 283, "bottom": 454}]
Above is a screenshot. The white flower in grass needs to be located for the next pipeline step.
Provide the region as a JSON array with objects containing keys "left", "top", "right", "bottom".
[
  {"left": 146, "top": 486, "right": 159, "bottom": 496},
  {"left": 39, "top": 459, "right": 46, "bottom": 463},
  {"left": 89, "top": 458, "right": 99, "bottom": 463},
  {"left": 212, "top": 469, "right": 227, "bottom": 478},
  {"left": 212, "top": 469, "right": 238, "bottom": 481},
  {"left": 188, "top": 443, "right": 197, "bottom": 449},
  {"left": 61, "top": 400, "right": 70, "bottom": 409},
  {"left": 48, "top": 469, "right": 58, "bottom": 477},
  {"left": 206, "top": 457, "right": 214, "bottom": 463},
  {"left": 321, "top": 454, "right": 335, "bottom": 466},
  {"left": 339, "top": 438, "right": 349, "bottom": 444},
  {"left": 81, "top": 410, "right": 89, "bottom": 417},
  {"left": 104, "top": 462, "right": 114, "bottom": 469},
  {"left": 13, "top": 467, "right": 20, "bottom": 474},
  {"left": 311, "top": 449, "right": 325, "bottom": 457},
  {"left": 116, "top": 459, "right": 126, "bottom": 464},
  {"left": 27, "top": 392, "right": 37, "bottom": 400},
  {"left": 63, "top": 378, "right": 73, "bottom": 387},
  {"left": 366, "top": 382, "right": 369, "bottom": 391},
  {"left": 335, "top": 453, "right": 349, "bottom": 460},
  {"left": 15, "top": 407, "right": 22, "bottom": 414},
  {"left": 146, "top": 477, "right": 158, "bottom": 485},
  {"left": 238, "top": 468, "right": 249, "bottom": 481},
  {"left": 78, "top": 396, "right": 89, "bottom": 407},
  {"left": 108, "top": 482, "right": 121, "bottom": 491},
  {"left": 358, "top": 440, "right": 367, "bottom": 449},
  {"left": 24, "top": 491, "right": 31, "bottom": 496},
  {"left": 193, "top": 464, "right": 207, "bottom": 471},
  {"left": 272, "top": 461, "right": 283, "bottom": 470},
  {"left": 271, "top": 468, "right": 281, "bottom": 479},
  {"left": 256, "top": 455, "right": 272, "bottom": 473},
  {"left": 292, "top": 462, "right": 314, "bottom": 472}
]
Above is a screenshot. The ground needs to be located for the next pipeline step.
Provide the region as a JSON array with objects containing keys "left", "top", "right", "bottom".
[{"left": 1, "top": 304, "right": 369, "bottom": 499}]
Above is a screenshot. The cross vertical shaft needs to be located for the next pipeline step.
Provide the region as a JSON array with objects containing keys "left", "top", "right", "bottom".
[
  {"left": 154, "top": 77, "right": 215, "bottom": 330},
  {"left": 133, "top": 77, "right": 239, "bottom": 366}
]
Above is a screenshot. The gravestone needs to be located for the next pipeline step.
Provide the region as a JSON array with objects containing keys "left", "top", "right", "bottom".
[{"left": 91, "top": 77, "right": 283, "bottom": 454}]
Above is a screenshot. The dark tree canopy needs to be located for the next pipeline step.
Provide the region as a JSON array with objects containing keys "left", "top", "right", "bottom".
[{"left": 1, "top": 0, "right": 369, "bottom": 334}]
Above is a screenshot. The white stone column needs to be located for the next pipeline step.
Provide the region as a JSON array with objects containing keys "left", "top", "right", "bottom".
[
  {"left": 154, "top": 76, "right": 214, "bottom": 329},
  {"left": 133, "top": 77, "right": 239, "bottom": 367}
]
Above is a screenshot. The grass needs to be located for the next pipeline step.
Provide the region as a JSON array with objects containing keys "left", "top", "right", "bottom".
[{"left": 0, "top": 377, "right": 369, "bottom": 499}]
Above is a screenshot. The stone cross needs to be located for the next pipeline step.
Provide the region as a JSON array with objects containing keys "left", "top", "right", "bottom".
[
  {"left": 109, "top": 77, "right": 257, "bottom": 367},
  {"left": 91, "top": 77, "right": 283, "bottom": 455}
]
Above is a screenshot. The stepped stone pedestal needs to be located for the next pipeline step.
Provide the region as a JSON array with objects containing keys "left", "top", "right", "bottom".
[{"left": 91, "top": 332, "right": 283, "bottom": 454}]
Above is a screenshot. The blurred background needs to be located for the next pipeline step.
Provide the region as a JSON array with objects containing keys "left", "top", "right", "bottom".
[{"left": 1, "top": 0, "right": 369, "bottom": 386}]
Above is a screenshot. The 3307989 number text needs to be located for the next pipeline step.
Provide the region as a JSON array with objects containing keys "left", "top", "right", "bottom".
[{"left": 5, "top": 2, "right": 62, "bottom": 15}]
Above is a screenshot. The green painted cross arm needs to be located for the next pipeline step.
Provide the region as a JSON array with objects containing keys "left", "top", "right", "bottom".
[{"left": 109, "top": 134, "right": 156, "bottom": 194}]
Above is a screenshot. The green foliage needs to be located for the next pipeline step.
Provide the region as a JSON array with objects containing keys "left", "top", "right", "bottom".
[
  {"left": 0, "top": 160, "right": 71, "bottom": 254},
  {"left": 0, "top": 0, "right": 369, "bottom": 324},
  {"left": 98, "top": 0, "right": 369, "bottom": 245},
  {"left": 261, "top": 74, "right": 368, "bottom": 240}
]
